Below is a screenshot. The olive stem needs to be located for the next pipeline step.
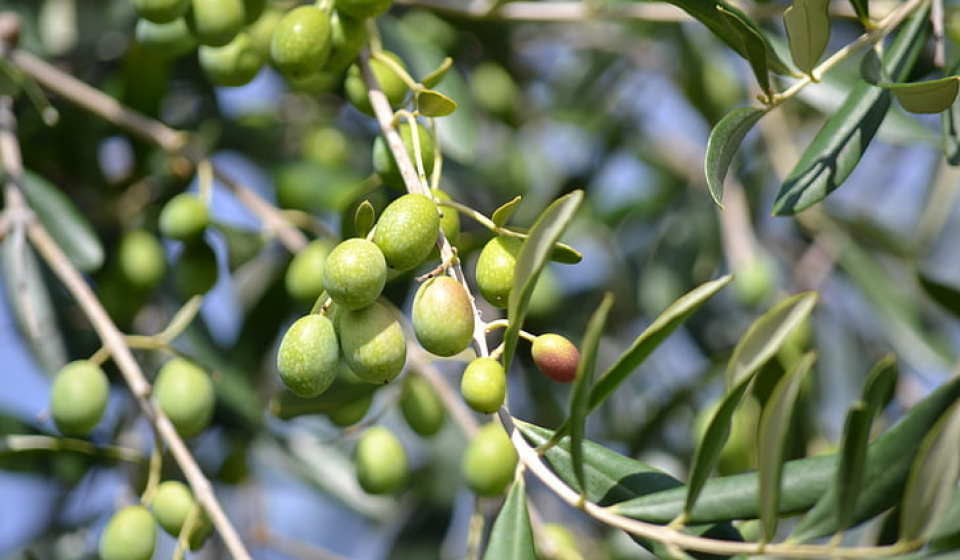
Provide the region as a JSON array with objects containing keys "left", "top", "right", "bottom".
[
  {"left": 1, "top": 434, "right": 146, "bottom": 463},
  {"left": 140, "top": 431, "right": 164, "bottom": 506}
]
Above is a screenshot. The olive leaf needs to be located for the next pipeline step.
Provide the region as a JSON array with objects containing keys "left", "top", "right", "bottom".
[
  {"left": 354, "top": 200, "right": 376, "bottom": 238},
  {"left": 421, "top": 56, "right": 453, "bottom": 89},
  {"left": 492, "top": 196, "right": 522, "bottom": 228},
  {"left": 418, "top": 89, "right": 458, "bottom": 117},
  {"left": 783, "top": 0, "right": 831, "bottom": 76},
  {"left": 883, "top": 77, "right": 960, "bottom": 114},
  {"left": 717, "top": 6, "right": 774, "bottom": 97},
  {"left": 705, "top": 107, "right": 767, "bottom": 205},
  {"left": 483, "top": 478, "right": 536, "bottom": 560}
]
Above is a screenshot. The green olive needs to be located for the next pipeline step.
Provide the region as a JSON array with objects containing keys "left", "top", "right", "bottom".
[
  {"left": 373, "top": 193, "right": 440, "bottom": 271},
  {"left": 539, "top": 523, "right": 584, "bottom": 560},
  {"left": 459, "top": 357, "right": 506, "bottom": 414},
  {"left": 199, "top": 32, "right": 264, "bottom": 87},
  {"left": 50, "top": 360, "right": 109, "bottom": 436},
  {"left": 270, "top": 6, "right": 332, "bottom": 80},
  {"left": 246, "top": 7, "right": 284, "bottom": 56},
  {"left": 338, "top": 301, "right": 406, "bottom": 384},
  {"left": 326, "top": 392, "right": 373, "bottom": 426},
  {"left": 399, "top": 374, "right": 445, "bottom": 437},
  {"left": 461, "top": 422, "right": 518, "bottom": 496},
  {"left": 323, "top": 238, "right": 387, "bottom": 310},
  {"left": 116, "top": 229, "right": 166, "bottom": 290},
  {"left": 159, "top": 193, "right": 209, "bottom": 241},
  {"left": 343, "top": 51, "right": 409, "bottom": 116},
  {"left": 354, "top": 426, "right": 408, "bottom": 494},
  {"left": 323, "top": 10, "right": 367, "bottom": 74},
  {"left": 132, "top": 0, "right": 188, "bottom": 24},
  {"left": 150, "top": 480, "right": 214, "bottom": 550},
  {"left": 531, "top": 333, "right": 580, "bottom": 383},
  {"left": 284, "top": 239, "right": 333, "bottom": 304},
  {"left": 174, "top": 239, "right": 219, "bottom": 297},
  {"left": 412, "top": 276, "right": 474, "bottom": 357},
  {"left": 371, "top": 121, "right": 435, "bottom": 190},
  {"left": 98, "top": 505, "right": 157, "bottom": 560},
  {"left": 135, "top": 18, "right": 198, "bottom": 59},
  {"left": 276, "top": 314, "right": 340, "bottom": 398},
  {"left": 186, "top": 0, "right": 245, "bottom": 47},
  {"left": 335, "top": 0, "right": 393, "bottom": 19},
  {"left": 155, "top": 358, "right": 215, "bottom": 438},
  {"left": 474, "top": 236, "right": 522, "bottom": 308}
]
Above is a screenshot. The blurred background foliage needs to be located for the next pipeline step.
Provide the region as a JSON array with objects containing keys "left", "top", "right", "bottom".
[{"left": 2, "top": 0, "right": 960, "bottom": 558}]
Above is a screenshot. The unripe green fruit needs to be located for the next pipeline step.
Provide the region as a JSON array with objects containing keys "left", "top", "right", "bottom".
[
  {"left": 475, "top": 236, "right": 522, "bottom": 308},
  {"left": 338, "top": 301, "right": 406, "bottom": 384},
  {"left": 412, "top": 276, "right": 474, "bottom": 357},
  {"left": 326, "top": 392, "right": 373, "bottom": 426},
  {"left": 335, "top": 0, "right": 393, "bottom": 19},
  {"left": 276, "top": 314, "right": 339, "bottom": 398},
  {"left": 471, "top": 62, "right": 519, "bottom": 116},
  {"left": 174, "top": 239, "right": 219, "bottom": 296},
  {"left": 246, "top": 7, "right": 283, "bottom": 56},
  {"left": 539, "top": 523, "right": 584, "bottom": 560},
  {"left": 372, "top": 122, "right": 435, "bottom": 189},
  {"left": 373, "top": 193, "right": 440, "bottom": 271},
  {"left": 355, "top": 426, "right": 408, "bottom": 494},
  {"left": 150, "top": 480, "right": 214, "bottom": 550},
  {"left": 399, "top": 374, "right": 445, "bottom": 437},
  {"left": 285, "top": 239, "right": 332, "bottom": 304},
  {"left": 323, "top": 238, "right": 387, "bottom": 310},
  {"left": 344, "top": 51, "right": 409, "bottom": 116},
  {"left": 242, "top": 0, "right": 266, "bottom": 23},
  {"left": 117, "top": 229, "right": 166, "bottom": 290},
  {"left": 98, "top": 505, "right": 157, "bottom": 560},
  {"left": 186, "top": 0, "right": 245, "bottom": 47},
  {"left": 733, "top": 256, "right": 775, "bottom": 307},
  {"left": 132, "top": 0, "right": 188, "bottom": 24},
  {"left": 50, "top": 360, "right": 109, "bottom": 436},
  {"left": 270, "top": 6, "right": 332, "bottom": 80},
  {"left": 199, "top": 32, "right": 264, "bottom": 87},
  {"left": 434, "top": 189, "right": 460, "bottom": 246},
  {"left": 323, "top": 10, "right": 367, "bottom": 74},
  {"left": 531, "top": 333, "right": 580, "bottom": 383},
  {"left": 460, "top": 357, "right": 506, "bottom": 414},
  {"left": 135, "top": 18, "right": 197, "bottom": 59},
  {"left": 159, "top": 193, "right": 209, "bottom": 241},
  {"left": 461, "top": 422, "right": 518, "bottom": 496},
  {"left": 155, "top": 358, "right": 215, "bottom": 438}
]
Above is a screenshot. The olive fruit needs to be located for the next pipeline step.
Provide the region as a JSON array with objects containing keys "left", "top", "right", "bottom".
[
  {"left": 50, "top": 360, "right": 109, "bottom": 436},
  {"left": 460, "top": 357, "right": 506, "bottom": 414},
  {"left": 373, "top": 193, "right": 440, "bottom": 271},
  {"left": 335, "top": 0, "right": 393, "bottom": 19},
  {"left": 434, "top": 189, "right": 460, "bottom": 246},
  {"left": 132, "top": 0, "right": 188, "bottom": 24},
  {"left": 474, "top": 236, "right": 522, "bottom": 308},
  {"left": 322, "top": 238, "right": 387, "bottom": 310},
  {"left": 186, "top": 0, "right": 245, "bottom": 47},
  {"left": 276, "top": 314, "right": 339, "bottom": 398},
  {"left": 326, "top": 392, "right": 373, "bottom": 426},
  {"left": 471, "top": 62, "right": 519, "bottom": 116},
  {"left": 338, "top": 301, "right": 406, "bottom": 384},
  {"left": 159, "top": 193, "right": 209, "bottom": 241},
  {"left": 155, "top": 358, "right": 215, "bottom": 438},
  {"left": 323, "top": 10, "right": 367, "bottom": 74},
  {"left": 246, "top": 7, "right": 283, "bottom": 56},
  {"left": 270, "top": 6, "right": 331, "bottom": 80},
  {"left": 531, "top": 333, "right": 580, "bottom": 383},
  {"left": 399, "top": 375, "right": 445, "bottom": 437},
  {"left": 344, "top": 51, "right": 409, "bottom": 116},
  {"left": 412, "top": 276, "right": 474, "bottom": 357},
  {"left": 199, "top": 32, "right": 264, "bottom": 87},
  {"left": 371, "top": 121, "right": 435, "bottom": 189},
  {"left": 461, "top": 422, "right": 518, "bottom": 496},
  {"left": 117, "top": 229, "right": 166, "bottom": 290},
  {"left": 539, "top": 523, "right": 584, "bottom": 560},
  {"left": 355, "top": 426, "right": 408, "bottom": 494},
  {"left": 285, "top": 239, "right": 332, "bottom": 304},
  {"left": 150, "top": 480, "right": 213, "bottom": 550},
  {"left": 243, "top": 0, "right": 266, "bottom": 23},
  {"left": 174, "top": 239, "right": 219, "bottom": 296},
  {"left": 135, "top": 18, "right": 197, "bottom": 59},
  {"left": 98, "top": 505, "right": 157, "bottom": 560}
]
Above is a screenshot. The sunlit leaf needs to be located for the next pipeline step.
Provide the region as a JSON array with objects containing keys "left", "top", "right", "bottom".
[
  {"left": 884, "top": 77, "right": 960, "bottom": 114},
  {"left": 918, "top": 273, "right": 960, "bottom": 318},
  {"left": 758, "top": 352, "right": 816, "bottom": 541},
  {"left": 717, "top": 6, "right": 773, "bottom": 96},
  {"left": 705, "top": 107, "right": 767, "bottom": 205},
  {"left": 783, "top": 0, "right": 831, "bottom": 75},
  {"left": 354, "top": 200, "right": 376, "bottom": 238},
  {"left": 483, "top": 478, "right": 536, "bottom": 560},
  {"left": 492, "top": 196, "right": 522, "bottom": 228},
  {"left": 421, "top": 56, "right": 453, "bottom": 89},
  {"left": 418, "top": 89, "right": 458, "bottom": 117}
]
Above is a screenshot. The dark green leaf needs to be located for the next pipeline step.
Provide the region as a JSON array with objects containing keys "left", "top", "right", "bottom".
[
  {"left": 492, "top": 196, "right": 522, "bottom": 228},
  {"left": 483, "top": 478, "right": 536, "bottom": 560},
  {"left": 568, "top": 293, "right": 614, "bottom": 495},
  {"left": 705, "top": 107, "right": 767, "bottom": 205},
  {"left": 861, "top": 49, "right": 883, "bottom": 85},
  {"left": 758, "top": 352, "right": 816, "bottom": 541},
  {"left": 918, "top": 273, "right": 960, "bottom": 318},
  {"left": 941, "top": 61, "right": 960, "bottom": 164},
  {"left": 549, "top": 241, "right": 583, "bottom": 264},
  {"left": 421, "top": 56, "right": 453, "bottom": 89},
  {"left": 848, "top": 0, "right": 869, "bottom": 25},
  {"left": 502, "top": 191, "right": 583, "bottom": 372},
  {"left": 21, "top": 170, "right": 104, "bottom": 272},
  {"left": 884, "top": 77, "right": 960, "bottom": 114},
  {"left": 354, "top": 200, "right": 376, "bottom": 238},
  {"left": 783, "top": 0, "right": 831, "bottom": 75},
  {"left": 418, "top": 89, "right": 458, "bottom": 117},
  {"left": 717, "top": 6, "right": 773, "bottom": 96},
  {"left": 773, "top": 5, "right": 930, "bottom": 215},
  {"left": 589, "top": 275, "right": 732, "bottom": 413}
]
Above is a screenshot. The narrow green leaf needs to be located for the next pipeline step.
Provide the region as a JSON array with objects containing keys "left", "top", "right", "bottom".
[
  {"left": 569, "top": 293, "right": 615, "bottom": 495},
  {"left": 726, "top": 292, "right": 818, "bottom": 388},
  {"left": 589, "top": 275, "right": 733, "bottom": 412},
  {"left": 848, "top": 0, "right": 869, "bottom": 25},
  {"left": 941, "top": 61, "right": 960, "bottom": 164},
  {"left": 717, "top": 6, "right": 773, "bottom": 96},
  {"left": 421, "top": 56, "right": 453, "bottom": 89},
  {"left": 492, "top": 196, "right": 522, "bottom": 228},
  {"left": 483, "top": 478, "right": 536, "bottom": 560},
  {"left": 900, "top": 399, "right": 960, "bottom": 542},
  {"left": 21, "top": 170, "right": 104, "bottom": 273},
  {"left": 884, "top": 77, "right": 960, "bottom": 114},
  {"left": 354, "top": 200, "right": 375, "bottom": 238},
  {"left": 783, "top": 0, "right": 831, "bottom": 75},
  {"left": 918, "top": 273, "right": 960, "bottom": 318},
  {"left": 418, "top": 89, "right": 458, "bottom": 117},
  {"left": 705, "top": 107, "right": 767, "bottom": 205},
  {"left": 549, "top": 241, "right": 583, "bottom": 264},
  {"left": 773, "top": 5, "right": 930, "bottom": 215},
  {"left": 758, "top": 352, "right": 816, "bottom": 541},
  {"left": 502, "top": 191, "right": 583, "bottom": 372}
]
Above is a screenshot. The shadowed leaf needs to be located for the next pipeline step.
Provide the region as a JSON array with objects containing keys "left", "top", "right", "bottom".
[{"left": 705, "top": 107, "right": 767, "bottom": 205}]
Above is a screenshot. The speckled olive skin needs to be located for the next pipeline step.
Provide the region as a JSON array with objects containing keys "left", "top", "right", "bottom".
[
  {"left": 199, "top": 32, "right": 264, "bottom": 87},
  {"left": 50, "top": 360, "right": 109, "bottom": 436},
  {"left": 277, "top": 314, "right": 340, "bottom": 397},
  {"left": 338, "top": 301, "right": 406, "bottom": 384},
  {"left": 461, "top": 422, "right": 518, "bottom": 496},
  {"left": 270, "top": 6, "right": 331, "bottom": 79},
  {"left": 155, "top": 358, "right": 215, "bottom": 438},
  {"left": 285, "top": 239, "right": 332, "bottom": 304},
  {"left": 460, "top": 357, "right": 506, "bottom": 414},
  {"left": 400, "top": 374, "right": 445, "bottom": 436},
  {"left": 98, "top": 505, "right": 157, "bottom": 560},
  {"left": 531, "top": 333, "right": 580, "bottom": 383},
  {"left": 412, "top": 276, "right": 473, "bottom": 357},
  {"left": 474, "top": 236, "right": 522, "bottom": 308},
  {"left": 323, "top": 238, "right": 387, "bottom": 310},
  {"left": 374, "top": 193, "right": 440, "bottom": 271},
  {"left": 355, "top": 427, "right": 408, "bottom": 494}
]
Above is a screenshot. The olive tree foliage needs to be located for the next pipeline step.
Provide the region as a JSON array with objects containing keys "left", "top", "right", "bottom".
[{"left": 2, "top": 0, "right": 960, "bottom": 558}]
